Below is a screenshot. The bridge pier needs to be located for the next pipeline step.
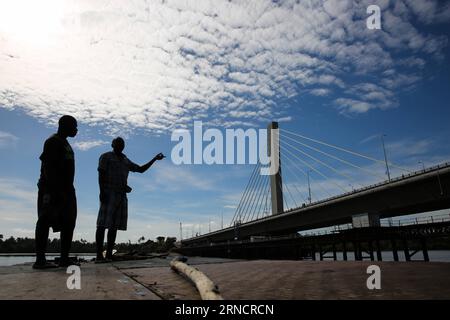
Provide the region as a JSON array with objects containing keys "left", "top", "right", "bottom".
[
  {"left": 403, "top": 239, "right": 411, "bottom": 261},
  {"left": 368, "top": 241, "right": 375, "bottom": 261},
  {"left": 376, "top": 240, "right": 382, "bottom": 261},
  {"left": 311, "top": 244, "right": 316, "bottom": 261},
  {"left": 332, "top": 243, "right": 337, "bottom": 261},
  {"left": 358, "top": 242, "right": 363, "bottom": 261},
  {"left": 352, "top": 213, "right": 380, "bottom": 228},
  {"left": 421, "top": 238, "right": 430, "bottom": 262},
  {"left": 391, "top": 239, "right": 399, "bottom": 261},
  {"left": 353, "top": 241, "right": 361, "bottom": 261},
  {"left": 342, "top": 242, "right": 348, "bottom": 261},
  {"left": 296, "top": 245, "right": 302, "bottom": 260}
]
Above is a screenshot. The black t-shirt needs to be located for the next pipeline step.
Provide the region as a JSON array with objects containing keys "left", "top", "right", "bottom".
[{"left": 38, "top": 134, "right": 75, "bottom": 192}]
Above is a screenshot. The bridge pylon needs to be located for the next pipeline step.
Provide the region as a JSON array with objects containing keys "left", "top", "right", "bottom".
[{"left": 268, "top": 121, "right": 284, "bottom": 215}]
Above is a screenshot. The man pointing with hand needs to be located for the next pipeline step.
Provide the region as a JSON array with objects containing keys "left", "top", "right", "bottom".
[{"left": 95, "top": 137, "right": 164, "bottom": 262}]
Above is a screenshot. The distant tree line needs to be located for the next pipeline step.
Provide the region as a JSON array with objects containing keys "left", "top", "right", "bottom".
[
  {"left": 0, "top": 235, "right": 177, "bottom": 254},
  {"left": 2, "top": 234, "right": 449, "bottom": 254}
]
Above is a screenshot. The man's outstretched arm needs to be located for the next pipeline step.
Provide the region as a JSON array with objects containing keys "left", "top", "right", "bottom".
[{"left": 134, "top": 153, "right": 165, "bottom": 173}]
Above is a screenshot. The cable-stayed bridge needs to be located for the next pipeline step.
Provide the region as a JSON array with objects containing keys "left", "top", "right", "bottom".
[{"left": 180, "top": 122, "right": 450, "bottom": 256}]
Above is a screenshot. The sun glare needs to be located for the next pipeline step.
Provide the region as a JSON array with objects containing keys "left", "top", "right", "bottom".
[{"left": 0, "top": 0, "right": 67, "bottom": 46}]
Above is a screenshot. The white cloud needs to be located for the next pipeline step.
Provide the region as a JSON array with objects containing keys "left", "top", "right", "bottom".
[
  {"left": 154, "top": 164, "right": 215, "bottom": 191},
  {"left": 323, "top": 0, "right": 353, "bottom": 18},
  {"left": 335, "top": 98, "right": 374, "bottom": 114},
  {"left": 130, "top": 162, "right": 215, "bottom": 192},
  {"left": 310, "top": 88, "right": 331, "bottom": 96},
  {"left": 276, "top": 116, "right": 292, "bottom": 123},
  {"left": 73, "top": 139, "right": 108, "bottom": 151},
  {"left": 0, "top": 130, "right": 19, "bottom": 148},
  {"left": 386, "top": 139, "right": 433, "bottom": 158},
  {"left": 0, "top": 0, "right": 448, "bottom": 132},
  {"left": 404, "top": 0, "right": 450, "bottom": 24},
  {"left": 0, "top": 177, "right": 37, "bottom": 238},
  {"left": 359, "top": 134, "right": 381, "bottom": 145},
  {"left": 0, "top": 177, "right": 36, "bottom": 203}
]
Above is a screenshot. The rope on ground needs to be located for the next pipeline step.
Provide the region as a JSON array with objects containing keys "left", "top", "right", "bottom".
[{"left": 170, "top": 257, "right": 223, "bottom": 300}]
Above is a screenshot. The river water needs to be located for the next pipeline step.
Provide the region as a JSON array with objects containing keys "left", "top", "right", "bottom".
[
  {"left": 0, "top": 254, "right": 96, "bottom": 266},
  {"left": 1, "top": 251, "right": 450, "bottom": 266},
  {"left": 313, "top": 250, "right": 450, "bottom": 262}
]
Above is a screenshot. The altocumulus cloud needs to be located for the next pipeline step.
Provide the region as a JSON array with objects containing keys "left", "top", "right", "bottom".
[
  {"left": 73, "top": 139, "right": 108, "bottom": 151},
  {"left": 0, "top": 130, "right": 19, "bottom": 148},
  {"left": 0, "top": 0, "right": 448, "bottom": 132}
]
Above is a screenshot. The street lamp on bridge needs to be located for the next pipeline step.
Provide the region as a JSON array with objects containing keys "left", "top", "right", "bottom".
[
  {"left": 307, "top": 170, "right": 312, "bottom": 204},
  {"left": 381, "top": 134, "right": 391, "bottom": 182},
  {"left": 419, "top": 161, "right": 425, "bottom": 171}
]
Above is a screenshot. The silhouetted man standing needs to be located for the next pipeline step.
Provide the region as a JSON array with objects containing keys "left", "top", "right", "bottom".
[
  {"left": 96, "top": 137, "right": 164, "bottom": 261},
  {"left": 34, "top": 115, "right": 78, "bottom": 269}
]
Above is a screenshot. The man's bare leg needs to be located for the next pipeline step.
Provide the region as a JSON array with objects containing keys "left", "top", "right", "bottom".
[
  {"left": 106, "top": 228, "right": 117, "bottom": 260},
  {"left": 96, "top": 227, "right": 105, "bottom": 260}
]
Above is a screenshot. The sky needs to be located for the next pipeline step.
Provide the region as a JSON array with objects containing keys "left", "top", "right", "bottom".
[{"left": 1, "top": 0, "right": 450, "bottom": 242}]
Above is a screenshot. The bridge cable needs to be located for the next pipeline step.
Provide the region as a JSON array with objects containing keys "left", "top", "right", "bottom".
[
  {"left": 250, "top": 176, "right": 266, "bottom": 221},
  {"left": 263, "top": 177, "right": 271, "bottom": 217},
  {"left": 231, "top": 166, "right": 255, "bottom": 225},
  {"left": 282, "top": 163, "right": 308, "bottom": 204},
  {"left": 230, "top": 163, "right": 260, "bottom": 226},
  {"left": 280, "top": 144, "right": 349, "bottom": 193},
  {"left": 280, "top": 133, "right": 386, "bottom": 181},
  {"left": 281, "top": 138, "right": 364, "bottom": 189},
  {"left": 283, "top": 177, "right": 299, "bottom": 209},
  {"left": 283, "top": 152, "right": 335, "bottom": 200},
  {"left": 280, "top": 128, "right": 411, "bottom": 173},
  {"left": 257, "top": 175, "right": 271, "bottom": 219},
  {"left": 276, "top": 177, "right": 290, "bottom": 211},
  {"left": 252, "top": 170, "right": 267, "bottom": 220},
  {"left": 246, "top": 167, "right": 268, "bottom": 222},
  {"left": 254, "top": 169, "right": 270, "bottom": 219},
  {"left": 241, "top": 163, "right": 265, "bottom": 223},
  {"left": 285, "top": 184, "right": 298, "bottom": 210},
  {"left": 239, "top": 162, "right": 263, "bottom": 223}
]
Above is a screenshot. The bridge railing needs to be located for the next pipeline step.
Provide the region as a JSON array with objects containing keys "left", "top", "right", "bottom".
[
  {"left": 299, "top": 213, "right": 450, "bottom": 237},
  {"left": 381, "top": 213, "right": 450, "bottom": 227},
  {"left": 280, "top": 161, "right": 450, "bottom": 216},
  {"left": 183, "top": 212, "right": 450, "bottom": 247}
]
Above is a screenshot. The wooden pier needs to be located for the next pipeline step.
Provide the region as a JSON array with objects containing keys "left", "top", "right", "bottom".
[
  {"left": 1, "top": 256, "right": 450, "bottom": 299},
  {"left": 176, "top": 220, "right": 450, "bottom": 262}
]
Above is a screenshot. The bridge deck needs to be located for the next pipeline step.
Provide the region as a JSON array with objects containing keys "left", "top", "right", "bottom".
[
  {"left": 183, "top": 162, "right": 450, "bottom": 245},
  {"left": 1, "top": 256, "right": 450, "bottom": 299}
]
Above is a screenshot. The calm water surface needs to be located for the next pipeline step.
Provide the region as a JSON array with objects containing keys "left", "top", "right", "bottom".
[
  {"left": 1, "top": 251, "right": 450, "bottom": 266},
  {"left": 0, "top": 254, "right": 95, "bottom": 266}
]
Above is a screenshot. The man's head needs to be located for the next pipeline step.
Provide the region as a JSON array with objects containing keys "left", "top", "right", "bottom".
[
  {"left": 112, "top": 137, "right": 125, "bottom": 154},
  {"left": 58, "top": 115, "right": 78, "bottom": 138}
]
